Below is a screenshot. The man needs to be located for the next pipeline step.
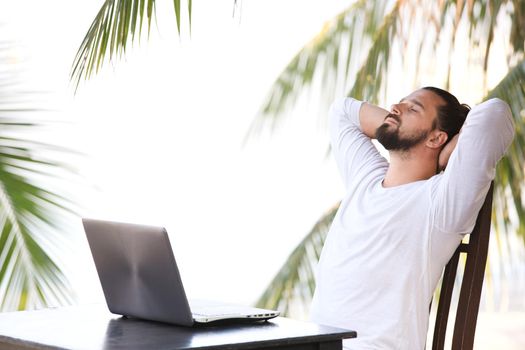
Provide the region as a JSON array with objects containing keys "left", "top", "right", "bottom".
[{"left": 309, "top": 87, "right": 515, "bottom": 349}]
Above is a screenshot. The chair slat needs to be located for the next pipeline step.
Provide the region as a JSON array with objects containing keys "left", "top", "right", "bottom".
[
  {"left": 451, "top": 184, "right": 493, "bottom": 349},
  {"left": 431, "top": 182, "right": 494, "bottom": 350},
  {"left": 432, "top": 248, "right": 460, "bottom": 350}
]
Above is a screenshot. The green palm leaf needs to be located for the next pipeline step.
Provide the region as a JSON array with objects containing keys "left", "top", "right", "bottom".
[
  {"left": 486, "top": 58, "right": 525, "bottom": 242},
  {"left": 253, "top": 0, "right": 525, "bottom": 315},
  {"left": 71, "top": 0, "right": 192, "bottom": 90},
  {"left": 253, "top": 1, "right": 525, "bottom": 317},
  {"left": 255, "top": 61, "right": 525, "bottom": 317},
  {"left": 253, "top": 0, "right": 521, "bottom": 131},
  {"left": 0, "top": 41, "right": 77, "bottom": 311},
  {"left": 248, "top": 0, "right": 392, "bottom": 136},
  {"left": 346, "top": 0, "right": 401, "bottom": 104}
]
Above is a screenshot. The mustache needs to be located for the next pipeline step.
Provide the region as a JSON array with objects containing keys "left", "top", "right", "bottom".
[{"left": 384, "top": 113, "right": 401, "bottom": 125}]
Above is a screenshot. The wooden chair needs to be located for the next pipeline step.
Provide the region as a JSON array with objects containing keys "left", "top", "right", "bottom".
[{"left": 431, "top": 182, "right": 494, "bottom": 349}]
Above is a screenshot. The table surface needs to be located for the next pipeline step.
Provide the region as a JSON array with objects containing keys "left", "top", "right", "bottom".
[{"left": 0, "top": 304, "right": 356, "bottom": 349}]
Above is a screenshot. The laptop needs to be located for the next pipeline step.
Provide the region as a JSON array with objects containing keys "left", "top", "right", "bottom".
[{"left": 82, "top": 218, "right": 279, "bottom": 326}]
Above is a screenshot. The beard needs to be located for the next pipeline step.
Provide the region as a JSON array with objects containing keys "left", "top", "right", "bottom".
[{"left": 375, "top": 114, "right": 430, "bottom": 151}]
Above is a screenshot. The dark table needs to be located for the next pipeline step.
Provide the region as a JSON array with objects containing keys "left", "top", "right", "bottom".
[{"left": 0, "top": 304, "right": 356, "bottom": 349}]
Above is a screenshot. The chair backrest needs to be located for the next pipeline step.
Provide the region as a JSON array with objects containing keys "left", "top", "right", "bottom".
[{"left": 431, "top": 182, "right": 494, "bottom": 350}]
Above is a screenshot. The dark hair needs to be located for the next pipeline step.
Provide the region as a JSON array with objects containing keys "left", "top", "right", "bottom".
[{"left": 422, "top": 86, "right": 470, "bottom": 145}]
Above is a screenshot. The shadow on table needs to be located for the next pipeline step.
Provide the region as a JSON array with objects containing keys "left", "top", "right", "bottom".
[{"left": 102, "top": 316, "right": 279, "bottom": 350}]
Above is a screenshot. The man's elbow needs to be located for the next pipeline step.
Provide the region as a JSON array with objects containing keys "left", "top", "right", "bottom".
[
  {"left": 485, "top": 98, "right": 513, "bottom": 123},
  {"left": 479, "top": 98, "right": 515, "bottom": 141}
]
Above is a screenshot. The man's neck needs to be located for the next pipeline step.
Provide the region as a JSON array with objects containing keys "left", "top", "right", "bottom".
[{"left": 382, "top": 149, "right": 438, "bottom": 187}]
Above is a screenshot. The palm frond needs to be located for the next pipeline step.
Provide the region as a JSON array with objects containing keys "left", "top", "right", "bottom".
[
  {"left": 0, "top": 119, "right": 78, "bottom": 311},
  {"left": 1, "top": 40, "right": 78, "bottom": 311},
  {"left": 71, "top": 0, "right": 192, "bottom": 90},
  {"left": 252, "top": 0, "right": 522, "bottom": 134},
  {"left": 248, "top": 0, "right": 392, "bottom": 137},
  {"left": 346, "top": 0, "right": 401, "bottom": 103},
  {"left": 509, "top": 0, "right": 525, "bottom": 54},
  {"left": 255, "top": 203, "right": 338, "bottom": 318},
  {"left": 485, "top": 57, "right": 525, "bottom": 242},
  {"left": 253, "top": 0, "right": 525, "bottom": 321}
]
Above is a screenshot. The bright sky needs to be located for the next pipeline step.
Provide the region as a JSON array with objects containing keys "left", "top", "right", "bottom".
[{"left": 2, "top": 0, "right": 523, "bottom": 313}]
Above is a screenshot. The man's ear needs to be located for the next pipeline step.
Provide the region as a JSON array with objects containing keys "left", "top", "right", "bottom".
[{"left": 426, "top": 130, "right": 448, "bottom": 149}]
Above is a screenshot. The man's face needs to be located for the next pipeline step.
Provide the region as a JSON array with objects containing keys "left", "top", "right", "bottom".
[{"left": 376, "top": 89, "right": 444, "bottom": 151}]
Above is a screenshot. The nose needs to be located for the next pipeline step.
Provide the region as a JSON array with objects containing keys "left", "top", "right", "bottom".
[{"left": 390, "top": 103, "right": 403, "bottom": 115}]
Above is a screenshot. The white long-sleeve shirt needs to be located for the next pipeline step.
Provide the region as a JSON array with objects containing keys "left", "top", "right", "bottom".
[{"left": 310, "top": 97, "right": 514, "bottom": 349}]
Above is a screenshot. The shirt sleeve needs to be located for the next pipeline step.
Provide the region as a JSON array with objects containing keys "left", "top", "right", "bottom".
[
  {"left": 329, "top": 97, "right": 386, "bottom": 189},
  {"left": 431, "top": 98, "right": 515, "bottom": 234}
]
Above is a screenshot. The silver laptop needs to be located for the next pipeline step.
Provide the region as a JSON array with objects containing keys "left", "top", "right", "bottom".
[{"left": 82, "top": 218, "right": 279, "bottom": 325}]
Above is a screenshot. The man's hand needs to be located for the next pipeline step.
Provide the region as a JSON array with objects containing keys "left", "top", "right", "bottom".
[
  {"left": 359, "top": 102, "right": 390, "bottom": 138},
  {"left": 438, "top": 133, "right": 460, "bottom": 172}
]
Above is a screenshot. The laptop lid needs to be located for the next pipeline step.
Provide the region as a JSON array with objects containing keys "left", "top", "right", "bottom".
[{"left": 82, "top": 218, "right": 194, "bottom": 326}]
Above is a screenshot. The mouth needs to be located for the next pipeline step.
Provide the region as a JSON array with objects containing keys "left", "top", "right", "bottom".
[{"left": 384, "top": 115, "right": 400, "bottom": 126}]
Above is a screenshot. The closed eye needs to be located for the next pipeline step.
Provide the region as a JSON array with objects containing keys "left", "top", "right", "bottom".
[{"left": 400, "top": 98, "right": 425, "bottom": 111}]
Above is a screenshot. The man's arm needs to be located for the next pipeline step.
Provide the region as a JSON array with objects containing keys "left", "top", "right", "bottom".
[
  {"left": 438, "top": 133, "right": 460, "bottom": 172},
  {"left": 329, "top": 98, "right": 388, "bottom": 188},
  {"left": 432, "top": 98, "right": 515, "bottom": 234},
  {"left": 359, "top": 102, "right": 390, "bottom": 138}
]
